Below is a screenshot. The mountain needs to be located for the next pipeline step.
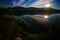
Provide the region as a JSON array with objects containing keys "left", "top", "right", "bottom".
[{"left": 0, "top": 7, "right": 60, "bottom": 15}]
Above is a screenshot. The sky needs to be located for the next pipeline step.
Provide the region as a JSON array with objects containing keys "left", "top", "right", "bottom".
[{"left": 0, "top": 0, "right": 60, "bottom": 9}]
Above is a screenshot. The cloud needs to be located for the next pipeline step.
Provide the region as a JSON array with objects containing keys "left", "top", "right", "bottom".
[
  {"left": 13, "top": 1, "right": 16, "bottom": 7},
  {"left": 22, "top": 0, "right": 32, "bottom": 7},
  {"left": 16, "top": 0, "right": 25, "bottom": 6},
  {"left": 12, "top": 0, "right": 52, "bottom": 7},
  {"left": 28, "top": 0, "right": 52, "bottom": 7}
]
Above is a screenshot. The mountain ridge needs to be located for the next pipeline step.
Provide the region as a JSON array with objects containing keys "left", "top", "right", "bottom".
[{"left": 0, "top": 7, "right": 60, "bottom": 15}]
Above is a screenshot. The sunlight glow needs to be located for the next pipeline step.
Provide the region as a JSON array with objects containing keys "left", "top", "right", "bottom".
[
  {"left": 15, "top": 37, "right": 22, "bottom": 40},
  {"left": 44, "top": 15, "right": 49, "bottom": 19},
  {"left": 45, "top": 4, "right": 51, "bottom": 8}
]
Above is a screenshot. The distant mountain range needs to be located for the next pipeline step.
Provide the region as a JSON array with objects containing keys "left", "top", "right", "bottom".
[{"left": 0, "top": 7, "right": 60, "bottom": 15}]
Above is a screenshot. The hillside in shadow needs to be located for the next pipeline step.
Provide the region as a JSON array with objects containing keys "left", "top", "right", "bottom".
[{"left": 0, "top": 7, "right": 60, "bottom": 15}]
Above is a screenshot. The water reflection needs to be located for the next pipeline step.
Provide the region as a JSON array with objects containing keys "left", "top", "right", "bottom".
[
  {"left": 3, "top": 13, "right": 60, "bottom": 40},
  {"left": 48, "top": 13, "right": 60, "bottom": 22}
]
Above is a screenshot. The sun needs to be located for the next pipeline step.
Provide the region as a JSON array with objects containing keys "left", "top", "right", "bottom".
[{"left": 45, "top": 4, "right": 51, "bottom": 8}]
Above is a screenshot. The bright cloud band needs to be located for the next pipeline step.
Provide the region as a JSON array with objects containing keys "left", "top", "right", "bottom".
[{"left": 13, "top": 0, "right": 52, "bottom": 7}]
